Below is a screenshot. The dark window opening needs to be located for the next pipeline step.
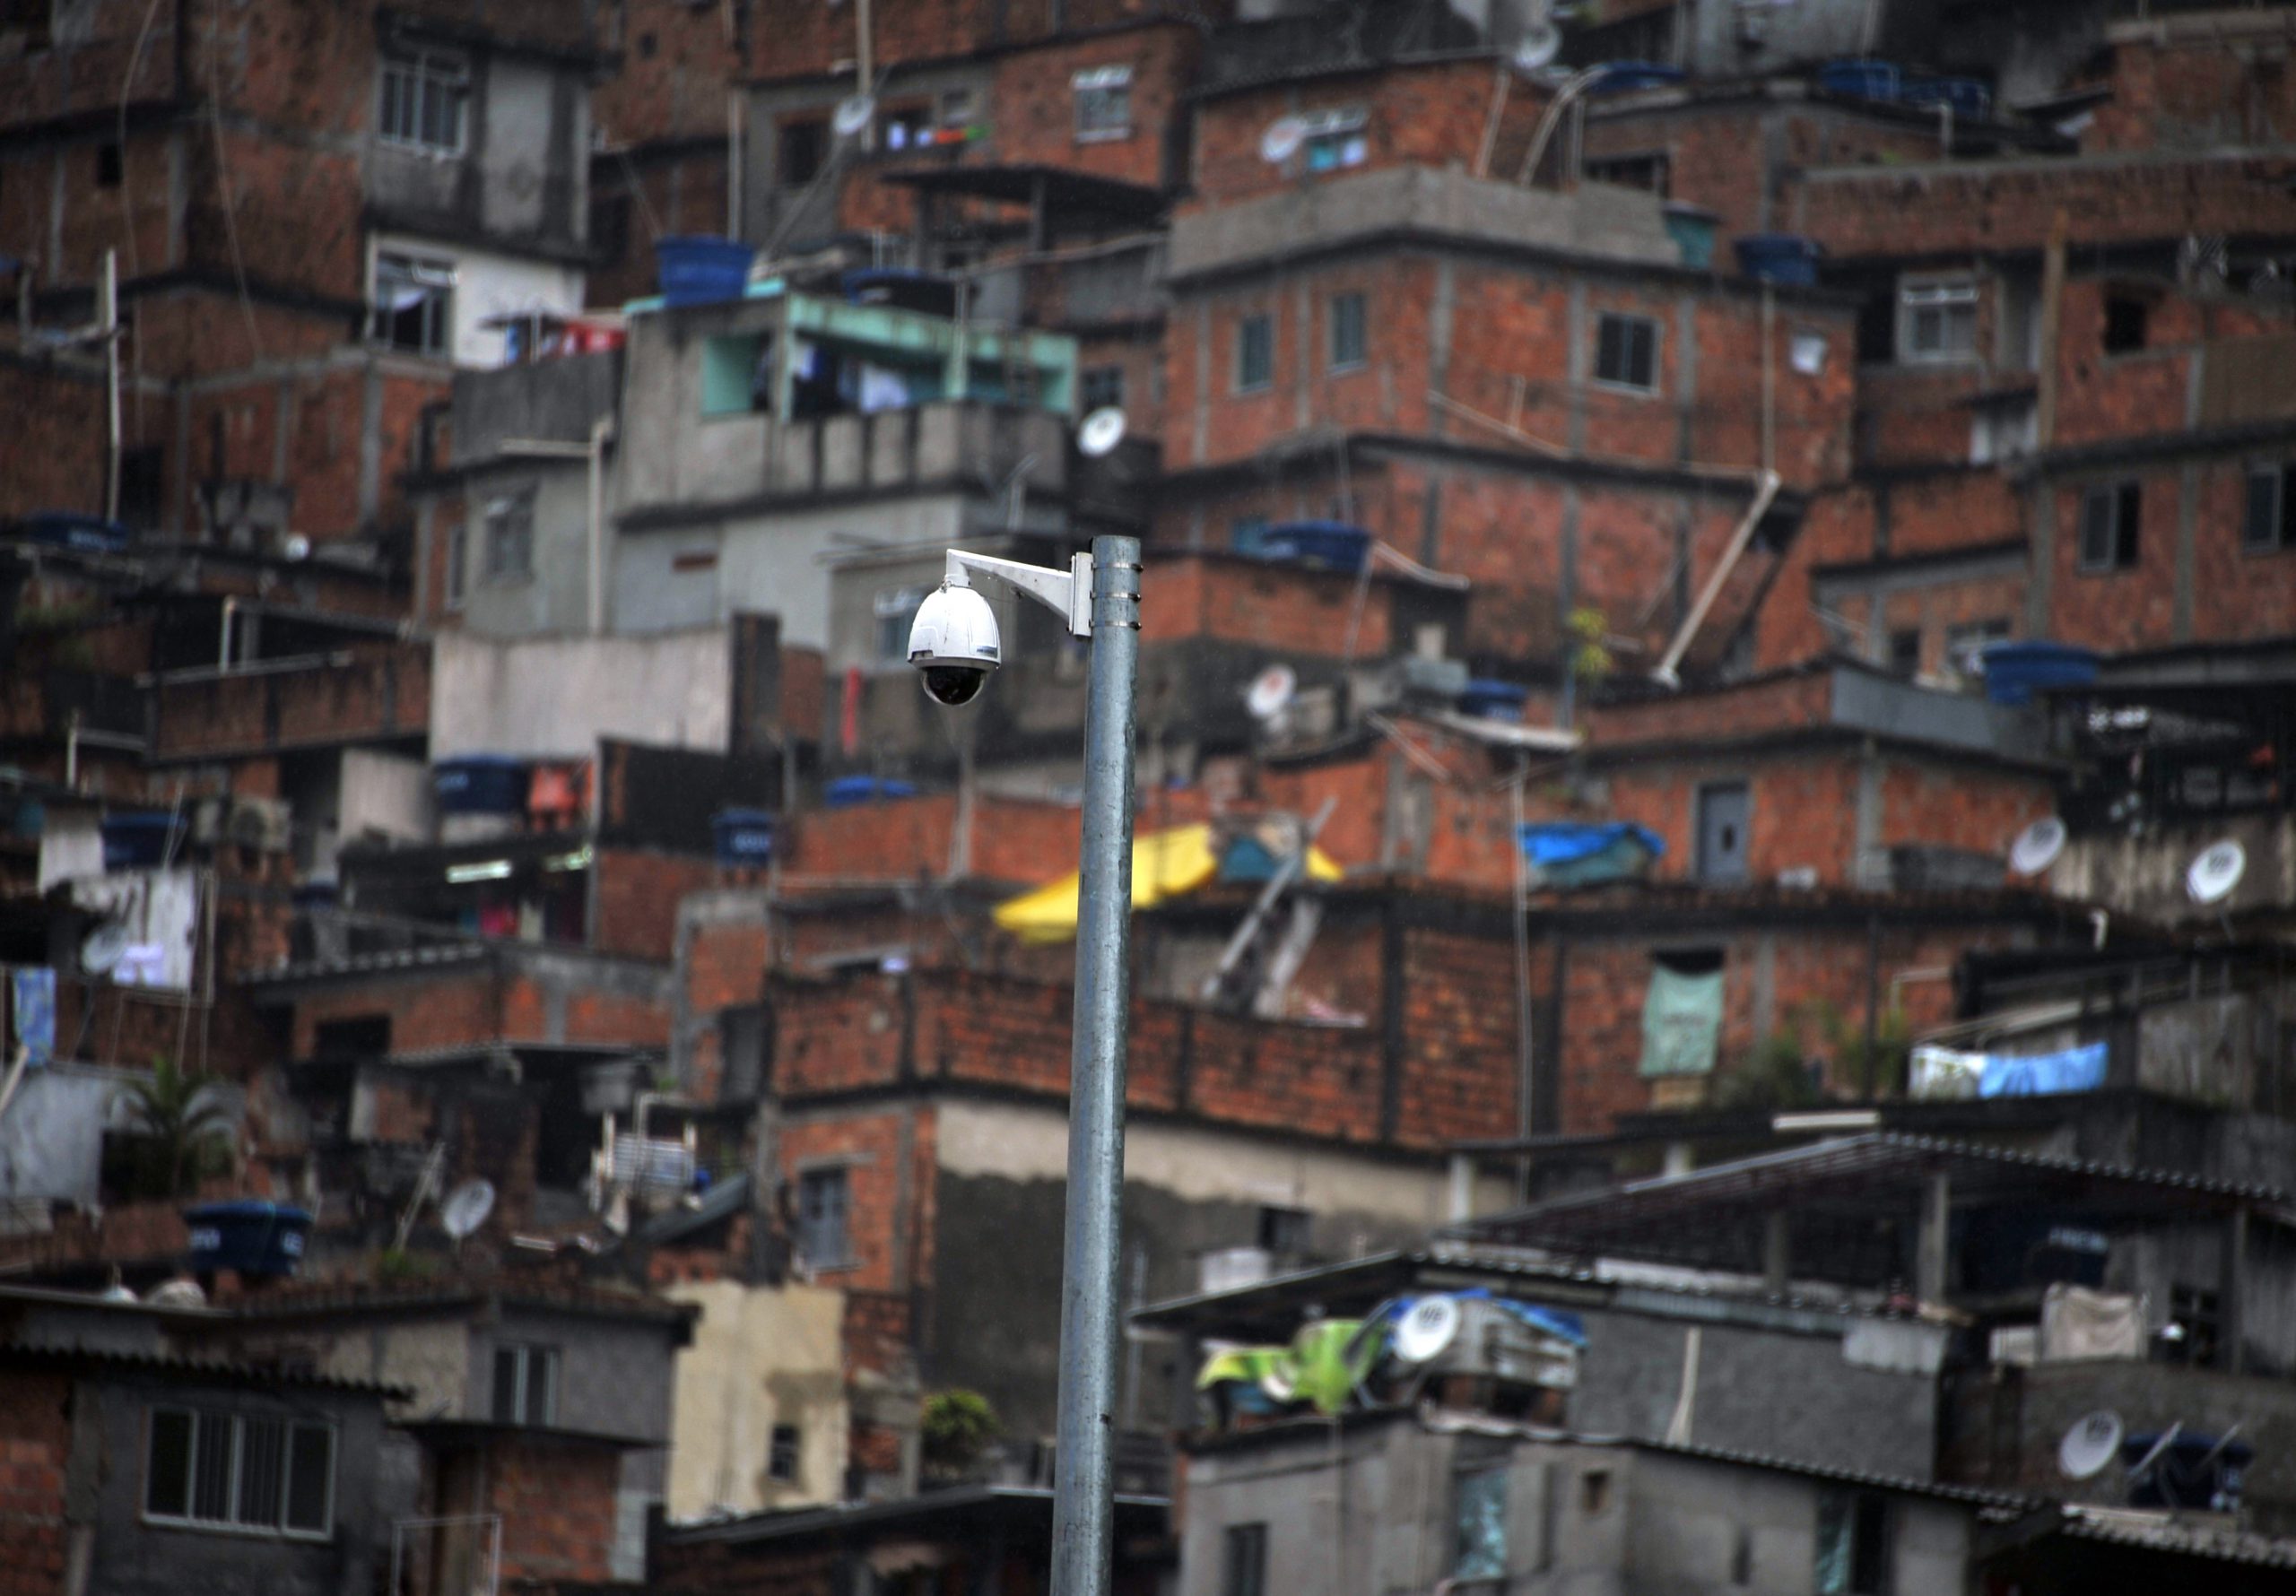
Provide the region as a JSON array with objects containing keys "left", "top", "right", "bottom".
[
  {"left": 1079, "top": 364, "right": 1125, "bottom": 414},
  {"left": 1580, "top": 1468, "right": 1611, "bottom": 1514},
  {"left": 1594, "top": 312, "right": 1658, "bottom": 391},
  {"left": 2078, "top": 481, "right": 2142, "bottom": 572},
  {"left": 118, "top": 446, "right": 164, "bottom": 528},
  {"left": 1222, "top": 1522, "right": 1268, "bottom": 1596},
  {"left": 769, "top": 1423, "right": 801, "bottom": 1481},
  {"left": 96, "top": 142, "right": 122, "bottom": 187},
  {"left": 2104, "top": 291, "right": 2150, "bottom": 354},
  {"left": 590, "top": 192, "right": 633, "bottom": 267},
  {"left": 2168, "top": 1283, "right": 2222, "bottom": 1368},
  {"left": 2244, "top": 464, "right": 2296, "bottom": 552},
  {"left": 1236, "top": 313, "right": 1274, "bottom": 393},
  {"left": 1694, "top": 782, "right": 1751, "bottom": 886},
  {"left": 1886, "top": 629, "right": 1921, "bottom": 678},
  {"left": 491, "top": 1343, "right": 558, "bottom": 1426},
  {"left": 779, "top": 118, "right": 827, "bottom": 187},
  {"left": 313, "top": 1014, "right": 390, "bottom": 1062},
  {"left": 638, "top": 30, "right": 657, "bottom": 57},
  {"left": 1584, "top": 152, "right": 1669, "bottom": 195},
  {"left": 1329, "top": 291, "right": 1367, "bottom": 371},
  {"left": 1815, "top": 1488, "right": 1891, "bottom": 1593},
  {"left": 796, "top": 1166, "right": 851, "bottom": 1268},
  {"left": 1257, "top": 1205, "right": 1310, "bottom": 1256}
]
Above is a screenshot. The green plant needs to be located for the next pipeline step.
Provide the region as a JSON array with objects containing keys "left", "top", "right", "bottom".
[
  {"left": 1565, "top": 606, "right": 1614, "bottom": 685},
  {"left": 920, "top": 1389, "right": 1000, "bottom": 1481},
  {"left": 376, "top": 1247, "right": 441, "bottom": 1285},
  {"left": 117, "top": 1056, "right": 234, "bottom": 1199},
  {"left": 1709, "top": 1030, "right": 1822, "bottom": 1111}
]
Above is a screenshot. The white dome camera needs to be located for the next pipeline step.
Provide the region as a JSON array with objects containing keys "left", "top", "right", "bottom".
[{"left": 907, "top": 582, "right": 1001, "bottom": 706}]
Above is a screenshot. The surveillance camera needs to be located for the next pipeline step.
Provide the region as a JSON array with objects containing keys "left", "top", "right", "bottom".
[{"left": 907, "top": 582, "right": 1000, "bottom": 707}]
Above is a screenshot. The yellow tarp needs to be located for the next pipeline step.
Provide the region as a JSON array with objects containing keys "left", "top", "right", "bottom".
[{"left": 992, "top": 822, "right": 1342, "bottom": 944}]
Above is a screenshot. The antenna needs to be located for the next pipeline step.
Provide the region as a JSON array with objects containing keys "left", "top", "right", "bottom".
[
  {"left": 1259, "top": 116, "right": 1307, "bottom": 166},
  {"left": 1513, "top": 23, "right": 1561, "bottom": 71},
  {"left": 439, "top": 1178, "right": 497, "bottom": 1240},
  {"left": 831, "top": 94, "right": 876, "bottom": 140},
  {"left": 2058, "top": 1410, "right": 2124, "bottom": 1480},
  {"left": 1077, "top": 407, "right": 1127, "bottom": 458},
  {"left": 2008, "top": 817, "right": 2067, "bottom": 877},
  {"left": 1245, "top": 664, "right": 1298, "bottom": 723},
  {"left": 1390, "top": 1295, "right": 1463, "bottom": 1363},
  {"left": 81, "top": 922, "right": 130, "bottom": 977},
  {"left": 2186, "top": 839, "right": 2246, "bottom": 905}
]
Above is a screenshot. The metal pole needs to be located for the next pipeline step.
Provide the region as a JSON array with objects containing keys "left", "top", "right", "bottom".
[{"left": 1049, "top": 533, "right": 1141, "bottom": 1596}]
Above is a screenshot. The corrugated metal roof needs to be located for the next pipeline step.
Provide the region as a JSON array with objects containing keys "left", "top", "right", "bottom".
[
  {"left": 2057, "top": 1507, "right": 2296, "bottom": 1570},
  {"left": 3, "top": 1340, "right": 412, "bottom": 1400}
]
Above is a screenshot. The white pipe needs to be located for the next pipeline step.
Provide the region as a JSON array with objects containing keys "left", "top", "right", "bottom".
[
  {"left": 218, "top": 596, "right": 236, "bottom": 672},
  {"left": 587, "top": 417, "right": 611, "bottom": 634},
  {"left": 102, "top": 250, "right": 121, "bottom": 524},
  {"left": 1652, "top": 470, "right": 1781, "bottom": 686}
]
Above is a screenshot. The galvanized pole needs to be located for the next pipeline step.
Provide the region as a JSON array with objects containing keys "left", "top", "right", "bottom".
[{"left": 1048, "top": 533, "right": 1141, "bottom": 1596}]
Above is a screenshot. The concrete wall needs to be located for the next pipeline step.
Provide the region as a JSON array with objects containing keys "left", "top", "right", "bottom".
[
  {"left": 430, "top": 627, "right": 731, "bottom": 759},
  {"left": 0, "top": 1064, "right": 132, "bottom": 1207},
  {"left": 369, "top": 230, "right": 585, "bottom": 370},
  {"left": 367, "top": 48, "right": 589, "bottom": 264},
  {"left": 454, "top": 458, "right": 596, "bottom": 637},
  {"left": 2052, "top": 811, "right": 2296, "bottom": 929},
  {"left": 661, "top": 1279, "right": 848, "bottom": 1521},
  {"left": 338, "top": 750, "right": 434, "bottom": 850}
]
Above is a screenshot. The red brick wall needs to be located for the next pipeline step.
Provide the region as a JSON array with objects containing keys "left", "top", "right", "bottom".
[
  {"left": 987, "top": 27, "right": 1196, "bottom": 188},
  {"left": 1140, "top": 554, "right": 1396, "bottom": 655},
  {"left": 785, "top": 794, "right": 1083, "bottom": 887},
  {"left": 150, "top": 643, "right": 430, "bottom": 761},
  {"left": 0, "top": 1368, "right": 71, "bottom": 1596},
  {"left": 593, "top": 0, "right": 739, "bottom": 147},
  {"left": 287, "top": 967, "right": 673, "bottom": 1058},
  {"left": 747, "top": 0, "right": 1218, "bottom": 84},
  {"left": 487, "top": 1436, "right": 623, "bottom": 1585},
  {"left": 781, "top": 1107, "right": 927, "bottom": 1297},
  {"left": 594, "top": 847, "right": 721, "bottom": 961},
  {"left": 0, "top": 360, "right": 109, "bottom": 523},
  {"left": 2082, "top": 35, "right": 2296, "bottom": 154}
]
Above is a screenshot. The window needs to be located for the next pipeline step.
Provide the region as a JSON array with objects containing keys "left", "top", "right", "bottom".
[
  {"left": 2078, "top": 481, "right": 2142, "bottom": 572},
  {"left": 372, "top": 251, "right": 454, "bottom": 356},
  {"left": 1970, "top": 397, "right": 2037, "bottom": 465},
  {"left": 313, "top": 1014, "right": 390, "bottom": 1063},
  {"left": 2244, "top": 464, "right": 2296, "bottom": 552},
  {"left": 481, "top": 493, "right": 534, "bottom": 581},
  {"left": 1231, "top": 515, "right": 1271, "bottom": 556},
  {"left": 145, "top": 1409, "right": 334, "bottom": 1538},
  {"left": 590, "top": 192, "right": 632, "bottom": 267},
  {"left": 1584, "top": 152, "right": 1669, "bottom": 195},
  {"left": 1898, "top": 276, "right": 1978, "bottom": 363},
  {"left": 1222, "top": 1522, "right": 1268, "bottom": 1596},
  {"left": 1695, "top": 781, "right": 1750, "bottom": 885},
  {"left": 769, "top": 1423, "right": 802, "bottom": 1481},
  {"left": 1814, "top": 1489, "right": 1891, "bottom": 1594},
  {"left": 702, "top": 333, "right": 772, "bottom": 416},
  {"left": 378, "top": 51, "right": 468, "bottom": 155},
  {"left": 1299, "top": 108, "right": 1369, "bottom": 172},
  {"left": 2103, "top": 291, "right": 2150, "bottom": 354},
  {"left": 779, "top": 117, "right": 827, "bottom": 187},
  {"left": 878, "top": 103, "right": 930, "bottom": 153},
  {"left": 1074, "top": 65, "right": 1133, "bottom": 141},
  {"left": 1885, "top": 629, "right": 1921, "bottom": 678},
  {"left": 1453, "top": 1467, "right": 1509, "bottom": 1581},
  {"left": 1235, "top": 313, "right": 1274, "bottom": 393},
  {"left": 796, "top": 1166, "right": 851, "bottom": 1268},
  {"left": 445, "top": 520, "right": 468, "bottom": 610},
  {"left": 1328, "top": 292, "right": 1367, "bottom": 372},
  {"left": 938, "top": 87, "right": 979, "bottom": 127},
  {"left": 1256, "top": 1205, "right": 1310, "bottom": 1256},
  {"left": 1593, "top": 313, "right": 1658, "bottom": 392},
  {"left": 1079, "top": 364, "right": 1126, "bottom": 414},
  {"left": 2169, "top": 1283, "right": 2222, "bottom": 1368},
  {"left": 491, "top": 1343, "right": 558, "bottom": 1426},
  {"left": 874, "top": 585, "right": 927, "bottom": 664},
  {"left": 96, "top": 142, "right": 122, "bottom": 186}
]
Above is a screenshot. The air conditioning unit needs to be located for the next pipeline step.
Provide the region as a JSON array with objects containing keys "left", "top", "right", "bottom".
[
  {"left": 1198, "top": 1245, "right": 1273, "bottom": 1296},
  {"left": 1390, "top": 1295, "right": 1580, "bottom": 1391}
]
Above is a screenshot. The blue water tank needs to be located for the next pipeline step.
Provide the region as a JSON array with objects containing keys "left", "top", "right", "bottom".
[
  {"left": 101, "top": 811, "right": 185, "bottom": 870},
  {"left": 1817, "top": 58, "right": 1900, "bottom": 100},
  {"left": 824, "top": 776, "right": 919, "bottom": 810},
  {"left": 656, "top": 236, "right": 756, "bottom": 307},
  {"left": 22, "top": 511, "right": 134, "bottom": 553},
  {"left": 1460, "top": 679, "right": 1530, "bottom": 721},
  {"left": 184, "top": 1201, "right": 313, "bottom": 1278},
  {"left": 1979, "top": 641, "right": 2099, "bottom": 706},
  {"left": 433, "top": 757, "right": 529, "bottom": 816},
  {"left": 713, "top": 808, "right": 778, "bottom": 866},
  {"left": 1735, "top": 233, "right": 1823, "bottom": 287},
  {"left": 1900, "top": 76, "right": 1991, "bottom": 119},
  {"left": 1589, "top": 61, "right": 1687, "bottom": 95},
  {"left": 1259, "top": 521, "right": 1372, "bottom": 574}
]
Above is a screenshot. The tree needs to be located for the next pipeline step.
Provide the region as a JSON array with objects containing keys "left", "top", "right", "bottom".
[
  {"left": 119, "top": 1057, "right": 233, "bottom": 1199},
  {"left": 920, "top": 1389, "right": 1001, "bottom": 1482}
]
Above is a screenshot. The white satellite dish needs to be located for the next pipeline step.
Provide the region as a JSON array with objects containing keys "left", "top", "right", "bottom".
[
  {"left": 282, "top": 534, "right": 312, "bottom": 561},
  {"left": 831, "top": 94, "right": 876, "bottom": 140},
  {"left": 1514, "top": 23, "right": 1561, "bottom": 71},
  {"left": 1245, "top": 664, "right": 1298, "bottom": 722},
  {"left": 1259, "top": 116, "right": 1307, "bottom": 166},
  {"left": 1391, "top": 1295, "right": 1463, "bottom": 1364},
  {"left": 2008, "top": 817, "right": 2067, "bottom": 877},
  {"left": 2187, "top": 840, "right": 2247, "bottom": 905},
  {"left": 1077, "top": 407, "right": 1127, "bottom": 458},
  {"left": 439, "top": 1178, "right": 497, "bottom": 1240},
  {"left": 2058, "top": 1410, "right": 2125, "bottom": 1480},
  {"left": 81, "top": 922, "right": 131, "bottom": 977}
]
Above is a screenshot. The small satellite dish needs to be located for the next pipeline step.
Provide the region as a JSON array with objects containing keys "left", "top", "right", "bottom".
[
  {"left": 101, "top": 1282, "right": 140, "bottom": 1303},
  {"left": 1513, "top": 23, "right": 1561, "bottom": 71},
  {"left": 81, "top": 922, "right": 131, "bottom": 977},
  {"left": 439, "top": 1178, "right": 497, "bottom": 1240},
  {"left": 1259, "top": 116, "right": 1307, "bottom": 166},
  {"left": 147, "top": 1278, "right": 208, "bottom": 1309},
  {"left": 1245, "top": 664, "right": 1298, "bottom": 722},
  {"left": 1077, "top": 407, "right": 1127, "bottom": 458},
  {"left": 831, "top": 94, "right": 876, "bottom": 140},
  {"left": 1391, "top": 1295, "right": 1463, "bottom": 1364},
  {"left": 282, "top": 534, "right": 312, "bottom": 561},
  {"left": 2058, "top": 1410, "right": 2125, "bottom": 1480},
  {"left": 2187, "top": 840, "right": 2247, "bottom": 905},
  {"left": 2009, "top": 817, "right": 2067, "bottom": 877}
]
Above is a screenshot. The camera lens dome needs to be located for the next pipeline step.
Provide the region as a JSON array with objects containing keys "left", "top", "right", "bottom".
[{"left": 919, "top": 664, "right": 988, "bottom": 707}]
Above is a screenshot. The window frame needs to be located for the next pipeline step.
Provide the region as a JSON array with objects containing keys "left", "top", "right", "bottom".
[
  {"left": 1895, "top": 274, "right": 1979, "bottom": 365},
  {"left": 143, "top": 1407, "right": 336, "bottom": 1541},
  {"left": 2244, "top": 463, "right": 2296, "bottom": 554},
  {"left": 1079, "top": 364, "right": 1126, "bottom": 415},
  {"left": 372, "top": 250, "right": 456, "bottom": 357},
  {"left": 768, "top": 1422, "right": 803, "bottom": 1482},
  {"left": 491, "top": 1342, "right": 561, "bottom": 1427},
  {"left": 2076, "top": 481, "right": 2143, "bottom": 573},
  {"left": 1235, "top": 312, "right": 1274, "bottom": 395},
  {"left": 1072, "top": 65, "right": 1134, "bottom": 143},
  {"left": 444, "top": 519, "right": 468, "bottom": 611},
  {"left": 1328, "top": 291, "right": 1368, "bottom": 373},
  {"left": 778, "top": 117, "right": 829, "bottom": 188},
  {"left": 1222, "top": 1522, "right": 1269, "bottom": 1596},
  {"left": 796, "top": 1164, "right": 854, "bottom": 1270},
  {"left": 480, "top": 490, "right": 535, "bottom": 584},
  {"left": 873, "top": 585, "right": 930, "bottom": 665},
  {"left": 1299, "top": 108, "right": 1369, "bottom": 173},
  {"left": 1590, "top": 311, "right": 1660, "bottom": 394},
  {"left": 377, "top": 50, "right": 470, "bottom": 157},
  {"left": 1693, "top": 779, "right": 1752, "bottom": 886}
]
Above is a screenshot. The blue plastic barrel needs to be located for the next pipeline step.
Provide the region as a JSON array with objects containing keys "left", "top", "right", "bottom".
[
  {"left": 1589, "top": 61, "right": 1686, "bottom": 95},
  {"left": 713, "top": 808, "right": 777, "bottom": 866},
  {"left": 656, "top": 236, "right": 756, "bottom": 308},
  {"left": 22, "top": 511, "right": 134, "bottom": 553},
  {"left": 1460, "top": 679, "right": 1530, "bottom": 721},
  {"left": 184, "top": 1201, "right": 313, "bottom": 1277},
  {"left": 1817, "top": 58, "right": 1900, "bottom": 100},
  {"left": 1979, "top": 641, "right": 2099, "bottom": 706},
  {"left": 1900, "top": 76, "right": 1991, "bottom": 119},
  {"left": 1260, "top": 520, "right": 1372, "bottom": 574},
  {"left": 1735, "top": 233, "right": 1823, "bottom": 287},
  {"left": 824, "top": 776, "right": 919, "bottom": 810},
  {"left": 101, "top": 811, "right": 185, "bottom": 870},
  {"left": 433, "top": 756, "right": 529, "bottom": 815}
]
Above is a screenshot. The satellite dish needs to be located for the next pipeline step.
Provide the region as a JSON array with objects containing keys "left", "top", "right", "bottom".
[
  {"left": 2058, "top": 1410, "right": 2125, "bottom": 1480},
  {"left": 1245, "top": 664, "right": 1298, "bottom": 722},
  {"left": 831, "top": 94, "right": 876, "bottom": 140},
  {"left": 1077, "top": 407, "right": 1127, "bottom": 458},
  {"left": 282, "top": 534, "right": 312, "bottom": 561},
  {"left": 2008, "top": 817, "right": 2067, "bottom": 877},
  {"left": 1259, "top": 116, "right": 1307, "bottom": 166},
  {"left": 2187, "top": 840, "right": 2247, "bottom": 905},
  {"left": 81, "top": 922, "right": 131, "bottom": 977},
  {"left": 1514, "top": 23, "right": 1561, "bottom": 71},
  {"left": 439, "top": 1178, "right": 497, "bottom": 1239},
  {"left": 1391, "top": 1295, "right": 1463, "bottom": 1364},
  {"left": 147, "top": 1279, "right": 208, "bottom": 1309}
]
